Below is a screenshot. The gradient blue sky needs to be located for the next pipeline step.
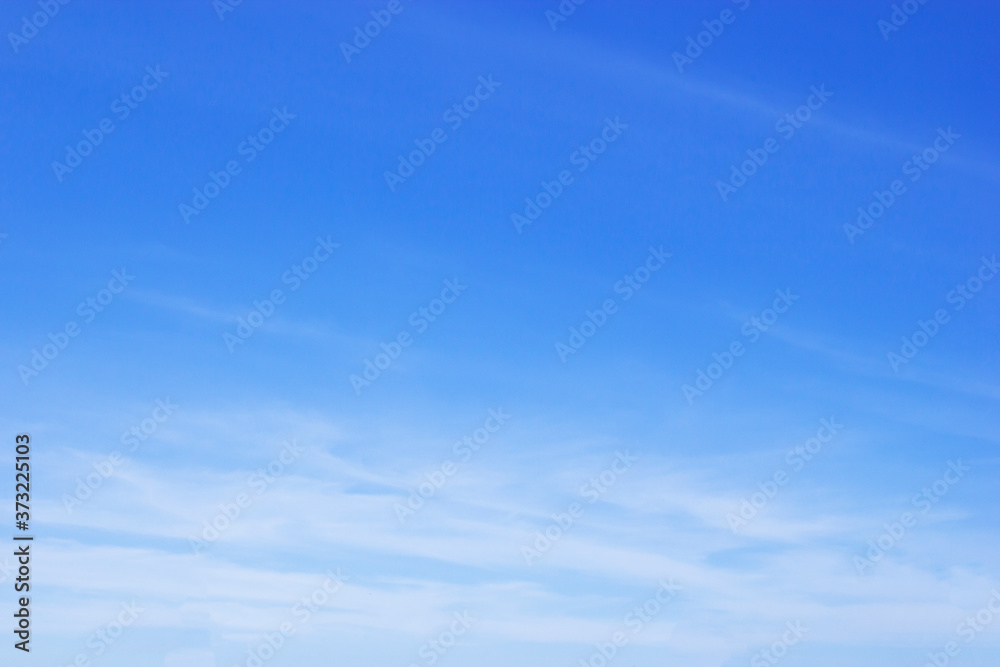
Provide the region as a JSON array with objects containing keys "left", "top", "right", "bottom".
[{"left": 2, "top": 1, "right": 1000, "bottom": 665}]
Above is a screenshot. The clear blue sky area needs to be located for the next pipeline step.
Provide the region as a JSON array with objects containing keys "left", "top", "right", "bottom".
[{"left": 2, "top": 1, "right": 999, "bottom": 665}]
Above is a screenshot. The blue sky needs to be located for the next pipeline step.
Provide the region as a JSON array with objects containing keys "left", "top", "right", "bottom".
[{"left": 2, "top": 0, "right": 1000, "bottom": 665}]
